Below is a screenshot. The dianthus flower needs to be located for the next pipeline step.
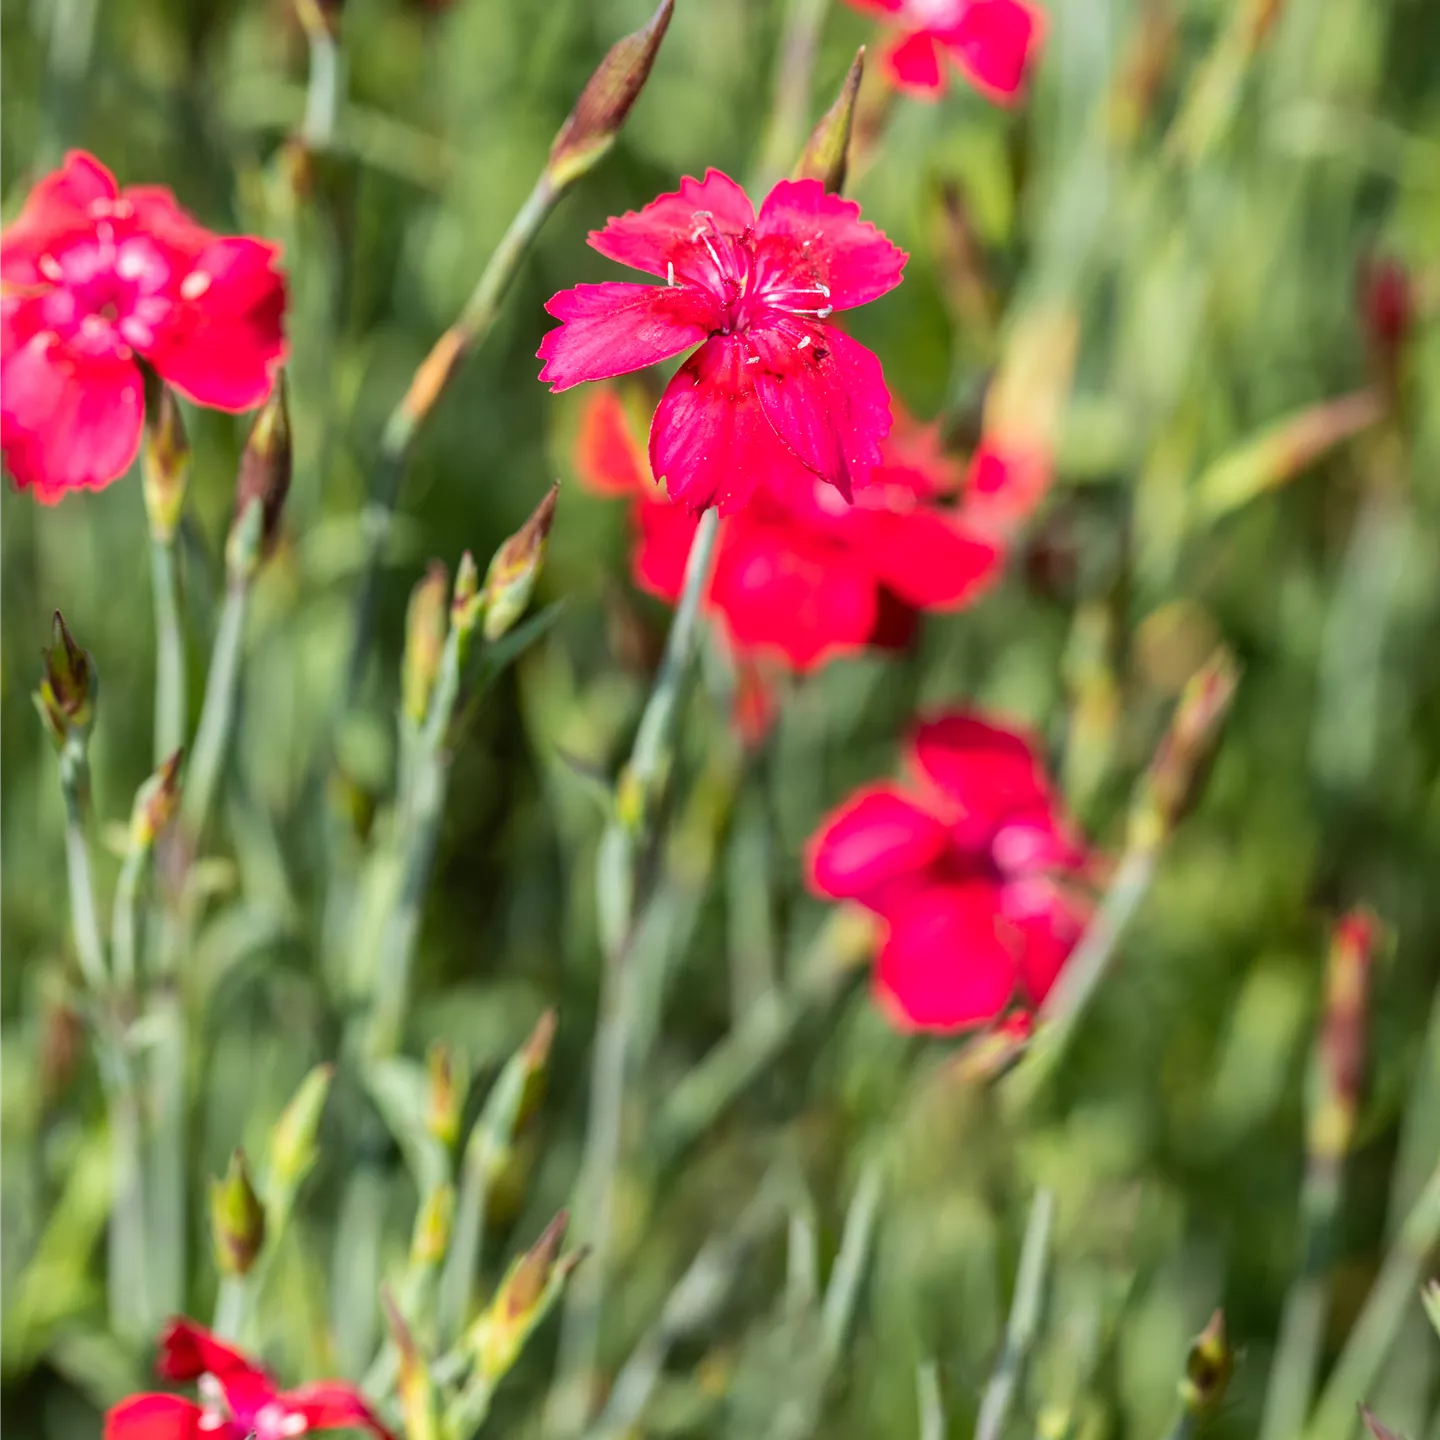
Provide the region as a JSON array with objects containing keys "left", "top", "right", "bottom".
[
  {"left": 539, "top": 169, "right": 906, "bottom": 513},
  {"left": 575, "top": 384, "right": 1000, "bottom": 671},
  {"left": 105, "top": 1318, "right": 393, "bottom": 1440},
  {"left": 805, "top": 711, "right": 1096, "bottom": 1031},
  {"left": 844, "top": 0, "right": 1047, "bottom": 101},
  {"left": 2, "top": 151, "right": 286, "bottom": 501}
]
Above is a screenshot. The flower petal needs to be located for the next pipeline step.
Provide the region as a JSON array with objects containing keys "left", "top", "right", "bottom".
[
  {"left": 710, "top": 515, "right": 876, "bottom": 670},
  {"left": 874, "top": 882, "right": 1017, "bottom": 1032},
  {"left": 867, "top": 404, "right": 963, "bottom": 497},
  {"left": 281, "top": 1382, "right": 397, "bottom": 1440},
  {"left": 121, "top": 184, "right": 218, "bottom": 264},
  {"left": 2, "top": 334, "right": 143, "bottom": 500},
  {"left": 805, "top": 783, "right": 949, "bottom": 907},
  {"left": 1001, "top": 875, "right": 1089, "bottom": 1005},
  {"left": 648, "top": 333, "right": 814, "bottom": 513},
  {"left": 1, "top": 152, "right": 116, "bottom": 284},
  {"left": 632, "top": 493, "right": 701, "bottom": 602},
  {"left": 104, "top": 1395, "right": 211, "bottom": 1440},
  {"left": 574, "top": 386, "right": 650, "bottom": 496},
  {"left": 587, "top": 169, "right": 756, "bottom": 279},
  {"left": 754, "top": 180, "right": 908, "bottom": 312},
  {"left": 961, "top": 440, "right": 1052, "bottom": 535},
  {"left": 881, "top": 30, "right": 948, "bottom": 96},
  {"left": 907, "top": 712, "right": 1053, "bottom": 848},
  {"left": 148, "top": 238, "right": 287, "bottom": 410},
  {"left": 538, "top": 282, "right": 715, "bottom": 392},
  {"left": 939, "top": 0, "right": 1046, "bottom": 104},
  {"left": 844, "top": 506, "right": 1003, "bottom": 611},
  {"left": 750, "top": 320, "right": 893, "bottom": 502},
  {"left": 156, "top": 1317, "right": 264, "bottom": 1385}
]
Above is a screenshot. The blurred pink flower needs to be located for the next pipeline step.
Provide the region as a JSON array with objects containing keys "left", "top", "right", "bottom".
[
  {"left": 805, "top": 712, "right": 1096, "bottom": 1032},
  {"left": 845, "top": 0, "right": 1047, "bottom": 102},
  {"left": 539, "top": 169, "right": 906, "bottom": 513},
  {"left": 104, "top": 1318, "right": 393, "bottom": 1440},
  {"left": 2, "top": 151, "right": 286, "bottom": 502}
]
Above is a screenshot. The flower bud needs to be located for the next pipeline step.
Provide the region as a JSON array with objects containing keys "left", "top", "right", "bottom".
[
  {"left": 209, "top": 1148, "right": 266, "bottom": 1276},
  {"left": 470, "top": 1211, "right": 586, "bottom": 1382},
  {"left": 1359, "top": 1406, "right": 1401, "bottom": 1440},
  {"left": 293, "top": 0, "right": 342, "bottom": 41},
  {"left": 383, "top": 1287, "right": 442, "bottom": 1440},
  {"left": 792, "top": 47, "right": 864, "bottom": 194},
  {"left": 1130, "top": 648, "right": 1239, "bottom": 850},
  {"left": 546, "top": 0, "right": 674, "bottom": 189},
  {"left": 425, "top": 1041, "right": 468, "bottom": 1150},
  {"left": 141, "top": 379, "right": 191, "bottom": 543},
  {"left": 452, "top": 549, "right": 483, "bottom": 636},
  {"left": 513, "top": 1008, "right": 557, "bottom": 1136},
  {"left": 1310, "top": 907, "right": 1381, "bottom": 1164},
  {"left": 229, "top": 374, "right": 292, "bottom": 578},
  {"left": 403, "top": 561, "right": 450, "bottom": 727},
  {"left": 1178, "top": 1309, "right": 1233, "bottom": 1418},
  {"left": 411, "top": 1183, "right": 455, "bottom": 1268},
  {"left": 34, "top": 611, "right": 95, "bottom": 747},
  {"left": 268, "top": 1062, "right": 334, "bottom": 1191},
  {"left": 129, "top": 748, "right": 184, "bottom": 850},
  {"left": 483, "top": 484, "right": 558, "bottom": 642}
]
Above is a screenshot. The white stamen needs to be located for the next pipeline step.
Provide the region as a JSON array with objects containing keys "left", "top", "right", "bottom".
[
  {"left": 115, "top": 245, "right": 147, "bottom": 281},
  {"left": 667, "top": 261, "right": 675, "bottom": 287},
  {"left": 112, "top": 198, "right": 134, "bottom": 219},
  {"left": 181, "top": 270, "right": 212, "bottom": 301},
  {"left": 797, "top": 335, "right": 811, "bottom": 350},
  {"left": 745, "top": 354, "right": 760, "bottom": 365},
  {"left": 39, "top": 254, "right": 63, "bottom": 282},
  {"left": 280, "top": 1415, "right": 309, "bottom": 1437}
]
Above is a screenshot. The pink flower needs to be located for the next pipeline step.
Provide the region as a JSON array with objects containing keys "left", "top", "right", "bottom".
[
  {"left": 539, "top": 169, "right": 906, "bottom": 513},
  {"left": 575, "top": 386, "right": 1001, "bottom": 672},
  {"left": 104, "top": 1318, "right": 393, "bottom": 1440},
  {"left": 2, "top": 151, "right": 286, "bottom": 502},
  {"left": 844, "top": 0, "right": 1047, "bottom": 102},
  {"left": 805, "top": 711, "right": 1096, "bottom": 1032}
]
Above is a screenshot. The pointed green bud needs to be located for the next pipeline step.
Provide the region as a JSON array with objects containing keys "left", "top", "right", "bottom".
[
  {"left": 1179, "top": 1309, "right": 1233, "bottom": 1418},
  {"left": 546, "top": 0, "right": 675, "bottom": 189},
  {"left": 229, "top": 374, "right": 292, "bottom": 577},
  {"left": 513, "top": 1008, "right": 557, "bottom": 1136},
  {"left": 403, "top": 561, "right": 450, "bottom": 726},
  {"left": 483, "top": 484, "right": 558, "bottom": 642},
  {"left": 209, "top": 1148, "right": 266, "bottom": 1276},
  {"left": 411, "top": 1182, "right": 455, "bottom": 1268},
  {"left": 129, "top": 748, "right": 184, "bottom": 850},
  {"left": 1130, "top": 648, "right": 1240, "bottom": 850},
  {"left": 383, "top": 1286, "right": 442, "bottom": 1440},
  {"left": 792, "top": 47, "right": 865, "bottom": 193},
  {"left": 35, "top": 612, "right": 96, "bottom": 747},
  {"left": 141, "top": 378, "right": 191, "bottom": 543},
  {"left": 425, "top": 1041, "right": 468, "bottom": 1150},
  {"left": 268, "top": 1062, "right": 334, "bottom": 1191},
  {"left": 452, "top": 550, "right": 483, "bottom": 637}
]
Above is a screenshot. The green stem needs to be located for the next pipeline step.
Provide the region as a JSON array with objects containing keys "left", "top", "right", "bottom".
[
  {"left": 549, "top": 507, "right": 722, "bottom": 1438},
  {"left": 301, "top": 29, "right": 343, "bottom": 150},
  {"left": 1163, "top": 1413, "right": 1198, "bottom": 1440},
  {"left": 821, "top": 1159, "right": 884, "bottom": 1361},
  {"left": 149, "top": 534, "right": 187, "bottom": 766},
  {"left": 181, "top": 572, "right": 253, "bottom": 845},
  {"left": 1307, "top": 1161, "right": 1440, "bottom": 1440},
  {"left": 109, "top": 845, "right": 148, "bottom": 1001},
  {"left": 975, "top": 1189, "right": 1055, "bottom": 1440},
  {"left": 917, "top": 1361, "right": 946, "bottom": 1440},
  {"left": 756, "top": 0, "right": 833, "bottom": 188},
  {"left": 60, "top": 743, "right": 107, "bottom": 998},
  {"left": 1004, "top": 845, "right": 1159, "bottom": 1111},
  {"left": 345, "top": 172, "right": 558, "bottom": 700}
]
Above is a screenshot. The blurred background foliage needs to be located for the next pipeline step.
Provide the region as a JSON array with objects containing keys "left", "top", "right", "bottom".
[{"left": 2, "top": 0, "right": 1439, "bottom": 1437}]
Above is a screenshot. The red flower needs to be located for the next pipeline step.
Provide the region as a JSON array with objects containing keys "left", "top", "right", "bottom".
[
  {"left": 845, "top": 0, "right": 1047, "bottom": 102},
  {"left": 575, "top": 385, "right": 1002, "bottom": 672},
  {"left": 539, "top": 169, "right": 906, "bottom": 513},
  {"left": 104, "top": 1318, "right": 393, "bottom": 1440},
  {"left": 805, "top": 711, "right": 1095, "bottom": 1032},
  {"left": 2, "top": 151, "right": 286, "bottom": 502}
]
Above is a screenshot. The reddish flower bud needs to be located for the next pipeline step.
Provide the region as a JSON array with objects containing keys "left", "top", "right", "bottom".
[
  {"left": 425, "top": 1041, "right": 467, "bottom": 1150},
  {"left": 130, "top": 748, "right": 184, "bottom": 849},
  {"left": 403, "top": 561, "right": 450, "bottom": 726},
  {"left": 209, "top": 1148, "right": 266, "bottom": 1276},
  {"left": 1311, "top": 906, "right": 1382, "bottom": 1162},
  {"left": 547, "top": 0, "right": 675, "bottom": 189},
  {"left": 793, "top": 48, "right": 865, "bottom": 194},
  {"left": 35, "top": 611, "right": 95, "bottom": 746},
  {"left": 483, "top": 484, "right": 558, "bottom": 642},
  {"left": 230, "top": 372, "right": 292, "bottom": 576}
]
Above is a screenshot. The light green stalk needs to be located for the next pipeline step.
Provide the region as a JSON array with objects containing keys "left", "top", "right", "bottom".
[{"left": 149, "top": 535, "right": 187, "bottom": 765}]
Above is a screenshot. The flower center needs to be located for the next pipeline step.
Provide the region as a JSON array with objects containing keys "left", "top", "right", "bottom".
[
  {"left": 34, "top": 221, "right": 177, "bottom": 360},
  {"left": 684, "top": 211, "right": 833, "bottom": 334}
]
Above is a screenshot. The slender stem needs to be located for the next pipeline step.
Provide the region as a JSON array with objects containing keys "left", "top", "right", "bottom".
[
  {"left": 1307, "top": 1161, "right": 1440, "bottom": 1440},
  {"left": 181, "top": 574, "right": 252, "bottom": 845},
  {"left": 757, "top": 0, "right": 833, "bottom": 188},
  {"left": 917, "top": 1361, "right": 946, "bottom": 1440},
  {"left": 975, "top": 1190, "right": 1055, "bottom": 1440},
  {"left": 1004, "top": 846, "right": 1159, "bottom": 1111},
  {"left": 301, "top": 29, "right": 343, "bottom": 150},
  {"left": 146, "top": 983, "right": 186, "bottom": 1323},
  {"left": 821, "top": 1159, "right": 884, "bottom": 1360},
  {"left": 110, "top": 846, "right": 148, "bottom": 1001},
  {"left": 149, "top": 535, "right": 187, "bottom": 766},
  {"left": 60, "top": 744, "right": 107, "bottom": 998},
  {"left": 345, "top": 173, "right": 558, "bottom": 700}
]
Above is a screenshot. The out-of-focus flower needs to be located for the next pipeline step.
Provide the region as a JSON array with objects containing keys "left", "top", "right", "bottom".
[
  {"left": 104, "top": 1318, "right": 394, "bottom": 1440},
  {"left": 539, "top": 169, "right": 906, "bottom": 513},
  {"left": 843, "top": 0, "right": 1047, "bottom": 103},
  {"left": 2, "top": 152, "right": 287, "bottom": 501},
  {"left": 576, "top": 385, "right": 1000, "bottom": 671},
  {"left": 805, "top": 711, "right": 1097, "bottom": 1032}
]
